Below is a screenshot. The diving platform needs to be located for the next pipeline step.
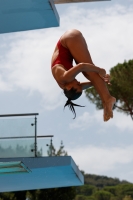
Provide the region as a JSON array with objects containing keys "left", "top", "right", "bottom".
[
  {"left": 0, "top": 157, "right": 83, "bottom": 192},
  {"left": 0, "top": 113, "right": 84, "bottom": 192},
  {"left": 0, "top": 0, "right": 59, "bottom": 34},
  {"left": 0, "top": 0, "right": 110, "bottom": 34}
]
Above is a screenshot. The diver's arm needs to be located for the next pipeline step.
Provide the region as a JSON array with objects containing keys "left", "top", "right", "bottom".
[
  {"left": 62, "top": 63, "right": 106, "bottom": 83},
  {"left": 80, "top": 81, "right": 93, "bottom": 90}
]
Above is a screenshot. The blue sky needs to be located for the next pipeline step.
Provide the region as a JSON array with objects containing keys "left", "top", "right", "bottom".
[{"left": 0, "top": 0, "right": 133, "bottom": 182}]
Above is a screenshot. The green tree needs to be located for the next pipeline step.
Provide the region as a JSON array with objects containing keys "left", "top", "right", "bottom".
[
  {"left": 75, "top": 195, "right": 90, "bottom": 200},
  {"left": 116, "top": 184, "right": 133, "bottom": 198},
  {"left": 85, "top": 59, "right": 133, "bottom": 120},
  {"left": 94, "top": 190, "right": 113, "bottom": 200},
  {"left": 110, "top": 197, "right": 120, "bottom": 200},
  {"left": 0, "top": 192, "right": 16, "bottom": 200},
  {"left": 87, "top": 197, "right": 96, "bottom": 200},
  {"left": 27, "top": 187, "right": 76, "bottom": 200},
  {"left": 104, "top": 186, "right": 118, "bottom": 196},
  {"left": 76, "top": 185, "right": 97, "bottom": 196},
  {"left": 123, "top": 195, "right": 133, "bottom": 200},
  {"left": 47, "top": 140, "right": 68, "bottom": 156},
  {"left": 83, "top": 174, "right": 127, "bottom": 188},
  {"left": 104, "top": 184, "right": 133, "bottom": 200},
  {"left": 0, "top": 191, "right": 27, "bottom": 200}
]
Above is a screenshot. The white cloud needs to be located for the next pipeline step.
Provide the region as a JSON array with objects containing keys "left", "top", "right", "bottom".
[
  {"left": 69, "top": 112, "right": 93, "bottom": 130},
  {"left": 68, "top": 145, "right": 133, "bottom": 177},
  {"left": 69, "top": 109, "right": 133, "bottom": 131},
  {"left": 0, "top": 3, "right": 133, "bottom": 109},
  {"left": 0, "top": 74, "right": 12, "bottom": 91},
  {"left": 106, "top": 111, "right": 133, "bottom": 131},
  {"left": 0, "top": 29, "right": 64, "bottom": 109}
]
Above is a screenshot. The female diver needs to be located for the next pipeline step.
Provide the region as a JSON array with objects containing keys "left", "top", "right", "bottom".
[{"left": 51, "top": 29, "right": 116, "bottom": 121}]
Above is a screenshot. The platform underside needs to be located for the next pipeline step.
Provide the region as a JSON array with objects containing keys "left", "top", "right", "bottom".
[{"left": 0, "top": 0, "right": 59, "bottom": 34}]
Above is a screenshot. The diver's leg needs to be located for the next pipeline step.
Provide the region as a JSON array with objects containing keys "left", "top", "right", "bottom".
[
  {"left": 61, "top": 29, "right": 116, "bottom": 121},
  {"left": 82, "top": 71, "right": 116, "bottom": 121},
  {"left": 61, "top": 29, "right": 94, "bottom": 64}
]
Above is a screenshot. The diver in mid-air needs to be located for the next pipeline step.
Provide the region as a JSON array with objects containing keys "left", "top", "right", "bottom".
[{"left": 51, "top": 29, "right": 116, "bottom": 121}]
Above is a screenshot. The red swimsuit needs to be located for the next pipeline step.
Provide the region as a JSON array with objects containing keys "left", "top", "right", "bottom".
[{"left": 51, "top": 40, "right": 73, "bottom": 70}]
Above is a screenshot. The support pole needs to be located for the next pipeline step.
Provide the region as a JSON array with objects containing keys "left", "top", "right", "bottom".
[{"left": 35, "top": 115, "right": 37, "bottom": 157}]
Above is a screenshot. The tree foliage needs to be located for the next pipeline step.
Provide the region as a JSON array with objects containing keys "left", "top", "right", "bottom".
[
  {"left": 74, "top": 173, "right": 132, "bottom": 200},
  {"left": 94, "top": 190, "right": 113, "bottom": 200},
  {"left": 84, "top": 174, "right": 128, "bottom": 188},
  {"left": 26, "top": 187, "right": 76, "bottom": 200},
  {"left": 47, "top": 140, "right": 68, "bottom": 156},
  {"left": 85, "top": 59, "right": 133, "bottom": 120},
  {"left": 76, "top": 185, "right": 96, "bottom": 196}
]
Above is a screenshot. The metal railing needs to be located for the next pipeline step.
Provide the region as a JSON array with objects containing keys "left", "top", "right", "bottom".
[{"left": 0, "top": 113, "right": 53, "bottom": 158}]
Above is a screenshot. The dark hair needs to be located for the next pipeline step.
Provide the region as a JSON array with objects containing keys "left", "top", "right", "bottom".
[
  {"left": 64, "top": 88, "right": 82, "bottom": 100},
  {"left": 64, "top": 88, "right": 84, "bottom": 119}
]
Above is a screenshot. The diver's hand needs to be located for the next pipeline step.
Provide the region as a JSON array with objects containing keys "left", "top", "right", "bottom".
[
  {"left": 98, "top": 68, "right": 106, "bottom": 78},
  {"left": 104, "top": 74, "right": 111, "bottom": 85},
  {"left": 98, "top": 69, "right": 111, "bottom": 85}
]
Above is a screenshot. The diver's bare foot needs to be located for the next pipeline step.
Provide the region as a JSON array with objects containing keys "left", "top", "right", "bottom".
[{"left": 103, "top": 97, "right": 116, "bottom": 122}]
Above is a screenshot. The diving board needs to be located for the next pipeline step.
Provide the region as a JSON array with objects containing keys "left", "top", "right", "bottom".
[
  {"left": 0, "top": 156, "right": 84, "bottom": 192},
  {"left": 0, "top": 0, "right": 59, "bottom": 34},
  {"left": 0, "top": 0, "right": 110, "bottom": 33}
]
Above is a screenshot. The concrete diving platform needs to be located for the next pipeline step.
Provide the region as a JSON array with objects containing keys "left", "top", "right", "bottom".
[
  {"left": 0, "top": 156, "right": 84, "bottom": 192},
  {"left": 0, "top": 0, "right": 59, "bottom": 34}
]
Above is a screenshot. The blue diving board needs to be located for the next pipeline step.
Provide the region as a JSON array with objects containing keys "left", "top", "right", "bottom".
[
  {"left": 0, "top": 156, "right": 84, "bottom": 192},
  {"left": 0, "top": 0, "right": 59, "bottom": 34}
]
